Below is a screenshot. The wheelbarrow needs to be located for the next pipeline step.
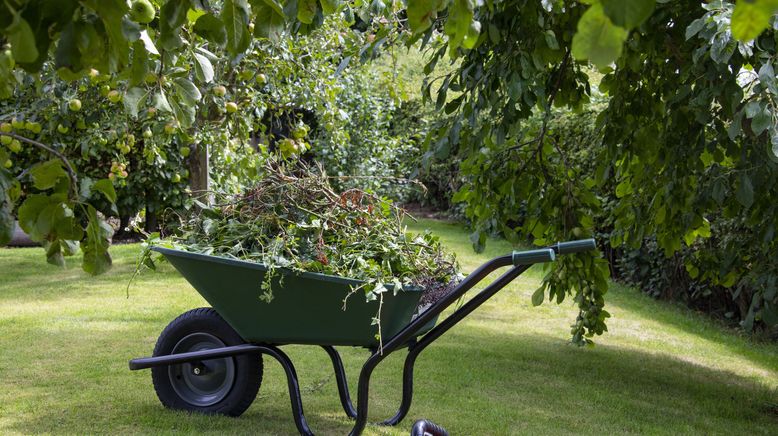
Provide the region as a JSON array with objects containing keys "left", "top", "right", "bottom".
[{"left": 129, "top": 239, "right": 597, "bottom": 435}]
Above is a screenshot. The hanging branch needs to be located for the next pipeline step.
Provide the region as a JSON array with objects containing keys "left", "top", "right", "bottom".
[{"left": 0, "top": 131, "right": 79, "bottom": 200}]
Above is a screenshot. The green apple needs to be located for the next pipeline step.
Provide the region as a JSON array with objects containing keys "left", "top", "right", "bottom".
[
  {"left": 255, "top": 73, "right": 267, "bottom": 85},
  {"left": 164, "top": 123, "right": 177, "bottom": 135},
  {"left": 3, "top": 159, "right": 11, "bottom": 168},
  {"left": 68, "top": 98, "right": 82, "bottom": 112},
  {"left": 129, "top": 0, "right": 156, "bottom": 24},
  {"left": 100, "top": 85, "right": 111, "bottom": 96},
  {"left": 57, "top": 124, "right": 69, "bottom": 134},
  {"left": 143, "top": 128, "right": 153, "bottom": 139},
  {"left": 107, "top": 90, "right": 122, "bottom": 103},
  {"left": 76, "top": 119, "right": 87, "bottom": 130},
  {"left": 0, "top": 123, "right": 11, "bottom": 133},
  {"left": 179, "top": 146, "right": 191, "bottom": 157},
  {"left": 1, "top": 136, "right": 10, "bottom": 145},
  {"left": 213, "top": 85, "right": 227, "bottom": 97},
  {"left": 225, "top": 101, "right": 238, "bottom": 113},
  {"left": 8, "top": 139, "right": 21, "bottom": 153},
  {"left": 11, "top": 118, "right": 24, "bottom": 130},
  {"left": 171, "top": 173, "right": 181, "bottom": 183}
]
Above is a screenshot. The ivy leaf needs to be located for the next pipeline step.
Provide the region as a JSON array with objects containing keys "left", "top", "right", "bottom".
[
  {"left": 731, "top": 0, "right": 778, "bottom": 42},
  {"left": 736, "top": 174, "right": 754, "bottom": 209},
  {"left": 601, "top": 0, "right": 655, "bottom": 29},
  {"left": 222, "top": 0, "right": 251, "bottom": 58},
  {"left": 30, "top": 159, "right": 68, "bottom": 190},
  {"left": 572, "top": 4, "right": 628, "bottom": 69}
]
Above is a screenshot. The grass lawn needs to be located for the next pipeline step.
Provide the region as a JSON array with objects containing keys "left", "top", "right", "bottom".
[{"left": 1, "top": 218, "right": 776, "bottom": 435}]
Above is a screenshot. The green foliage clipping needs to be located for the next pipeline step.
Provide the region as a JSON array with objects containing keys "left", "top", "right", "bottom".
[{"left": 142, "top": 158, "right": 461, "bottom": 306}]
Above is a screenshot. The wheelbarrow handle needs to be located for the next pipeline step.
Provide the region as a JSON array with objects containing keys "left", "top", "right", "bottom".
[
  {"left": 552, "top": 238, "right": 597, "bottom": 255},
  {"left": 511, "top": 248, "right": 555, "bottom": 265}
]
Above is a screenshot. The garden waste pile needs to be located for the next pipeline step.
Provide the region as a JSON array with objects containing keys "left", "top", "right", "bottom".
[{"left": 144, "top": 160, "right": 460, "bottom": 307}]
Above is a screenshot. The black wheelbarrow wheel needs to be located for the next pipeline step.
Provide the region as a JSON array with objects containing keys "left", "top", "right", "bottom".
[{"left": 151, "top": 308, "right": 263, "bottom": 416}]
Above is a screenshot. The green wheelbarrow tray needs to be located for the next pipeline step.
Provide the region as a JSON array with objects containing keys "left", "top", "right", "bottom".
[{"left": 152, "top": 246, "right": 436, "bottom": 347}]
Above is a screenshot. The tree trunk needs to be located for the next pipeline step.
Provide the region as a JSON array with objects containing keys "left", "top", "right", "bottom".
[{"left": 189, "top": 141, "right": 211, "bottom": 206}]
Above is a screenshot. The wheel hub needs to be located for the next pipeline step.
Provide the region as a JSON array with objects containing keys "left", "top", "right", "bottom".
[{"left": 168, "top": 333, "right": 236, "bottom": 407}]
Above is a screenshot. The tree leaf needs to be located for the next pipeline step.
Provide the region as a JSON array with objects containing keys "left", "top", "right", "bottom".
[
  {"left": 92, "top": 179, "right": 117, "bottom": 203},
  {"left": 81, "top": 205, "right": 113, "bottom": 275},
  {"left": 193, "top": 13, "right": 227, "bottom": 47},
  {"left": 685, "top": 18, "right": 706, "bottom": 41},
  {"left": 407, "top": 0, "right": 444, "bottom": 35},
  {"left": 731, "top": 0, "right": 778, "bottom": 42},
  {"left": 297, "top": 0, "right": 318, "bottom": 24},
  {"left": 601, "top": 0, "right": 655, "bottom": 29},
  {"left": 222, "top": 0, "right": 251, "bottom": 58},
  {"left": 320, "top": 0, "right": 341, "bottom": 15},
  {"left": 252, "top": 2, "right": 286, "bottom": 40},
  {"left": 193, "top": 52, "right": 214, "bottom": 83},
  {"left": 736, "top": 174, "right": 754, "bottom": 209},
  {"left": 531, "top": 287, "right": 545, "bottom": 306},
  {"left": 6, "top": 12, "right": 39, "bottom": 64},
  {"left": 572, "top": 4, "right": 628, "bottom": 69},
  {"left": 123, "top": 87, "right": 147, "bottom": 118},
  {"left": 173, "top": 77, "right": 202, "bottom": 106},
  {"left": 30, "top": 160, "right": 68, "bottom": 191},
  {"left": 751, "top": 106, "right": 772, "bottom": 135}
]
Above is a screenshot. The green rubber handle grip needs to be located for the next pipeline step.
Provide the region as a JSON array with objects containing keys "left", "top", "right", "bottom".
[
  {"left": 512, "top": 248, "right": 556, "bottom": 266},
  {"left": 555, "top": 239, "right": 596, "bottom": 254}
]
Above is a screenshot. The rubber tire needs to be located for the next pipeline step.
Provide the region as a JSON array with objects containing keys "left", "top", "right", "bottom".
[{"left": 151, "top": 308, "right": 262, "bottom": 416}]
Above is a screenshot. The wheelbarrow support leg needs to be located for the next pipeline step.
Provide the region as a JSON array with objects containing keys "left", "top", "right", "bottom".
[
  {"left": 349, "top": 259, "right": 534, "bottom": 435},
  {"left": 321, "top": 345, "right": 357, "bottom": 419},
  {"left": 380, "top": 265, "right": 529, "bottom": 427},
  {"left": 261, "top": 346, "right": 315, "bottom": 436}
]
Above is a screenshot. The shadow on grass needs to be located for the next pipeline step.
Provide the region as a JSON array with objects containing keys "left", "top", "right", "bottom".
[
  {"left": 604, "top": 282, "right": 778, "bottom": 374},
  {"left": 4, "top": 321, "right": 776, "bottom": 435},
  {"left": 0, "top": 248, "right": 179, "bottom": 303}
]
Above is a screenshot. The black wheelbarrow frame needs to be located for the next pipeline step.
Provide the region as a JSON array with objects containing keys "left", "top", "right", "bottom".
[{"left": 129, "top": 239, "right": 596, "bottom": 435}]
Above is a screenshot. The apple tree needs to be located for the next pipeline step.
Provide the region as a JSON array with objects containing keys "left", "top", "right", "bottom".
[{"left": 2, "top": 0, "right": 778, "bottom": 343}]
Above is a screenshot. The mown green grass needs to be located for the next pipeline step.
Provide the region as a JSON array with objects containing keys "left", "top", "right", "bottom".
[{"left": 1, "top": 218, "right": 776, "bottom": 435}]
